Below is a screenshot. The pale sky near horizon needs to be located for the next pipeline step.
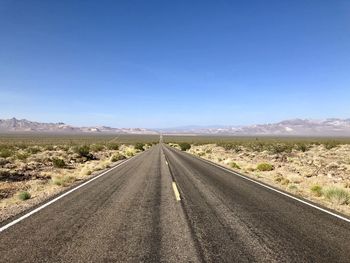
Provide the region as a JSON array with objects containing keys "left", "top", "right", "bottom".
[{"left": 1, "top": 1, "right": 350, "bottom": 128}]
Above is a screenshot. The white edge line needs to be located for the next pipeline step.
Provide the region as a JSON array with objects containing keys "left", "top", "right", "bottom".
[
  {"left": 197, "top": 157, "right": 350, "bottom": 223},
  {"left": 172, "top": 182, "right": 181, "bottom": 201},
  {"left": 0, "top": 155, "right": 137, "bottom": 233}
]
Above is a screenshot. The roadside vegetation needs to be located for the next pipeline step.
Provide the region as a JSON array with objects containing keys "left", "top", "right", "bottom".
[
  {"left": 52, "top": 158, "right": 66, "bottom": 168},
  {"left": 134, "top": 143, "right": 145, "bottom": 151},
  {"left": 166, "top": 136, "right": 350, "bottom": 216},
  {"left": 230, "top": 162, "right": 241, "bottom": 170},
  {"left": 257, "top": 163, "right": 274, "bottom": 171},
  {"left": 18, "top": 191, "right": 31, "bottom": 201},
  {"left": 0, "top": 134, "right": 157, "bottom": 222},
  {"left": 179, "top": 142, "right": 191, "bottom": 151}
]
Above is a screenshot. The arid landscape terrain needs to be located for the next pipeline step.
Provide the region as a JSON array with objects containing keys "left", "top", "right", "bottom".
[
  {"left": 0, "top": 134, "right": 158, "bottom": 222},
  {"left": 2, "top": 133, "right": 350, "bottom": 222},
  {"left": 2, "top": 1, "right": 350, "bottom": 261},
  {"left": 167, "top": 137, "right": 350, "bottom": 216}
]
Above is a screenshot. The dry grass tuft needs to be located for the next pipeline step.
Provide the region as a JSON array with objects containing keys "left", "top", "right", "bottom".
[
  {"left": 230, "top": 162, "right": 241, "bottom": 169},
  {"left": 323, "top": 187, "right": 350, "bottom": 205},
  {"left": 52, "top": 175, "right": 76, "bottom": 187},
  {"left": 257, "top": 163, "right": 274, "bottom": 171},
  {"left": 18, "top": 191, "right": 31, "bottom": 201},
  {"left": 310, "top": 185, "right": 323, "bottom": 197}
]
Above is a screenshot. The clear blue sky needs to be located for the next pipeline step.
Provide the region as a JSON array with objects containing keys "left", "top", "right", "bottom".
[{"left": 1, "top": 0, "right": 349, "bottom": 128}]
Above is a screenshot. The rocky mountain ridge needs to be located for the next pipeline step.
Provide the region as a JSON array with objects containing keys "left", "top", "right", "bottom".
[
  {"left": 0, "top": 118, "right": 158, "bottom": 134},
  {"left": 160, "top": 118, "right": 350, "bottom": 136},
  {"left": 1, "top": 118, "right": 350, "bottom": 136}
]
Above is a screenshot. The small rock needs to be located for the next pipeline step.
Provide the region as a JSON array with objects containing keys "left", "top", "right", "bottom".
[{"left": 327, "top": 172, "right": 334, "bottom": 178}]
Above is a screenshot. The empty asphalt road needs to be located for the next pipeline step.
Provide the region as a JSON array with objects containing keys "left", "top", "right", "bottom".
[{"left": 1, "top": 144, "right": 350, "bottom": 262}]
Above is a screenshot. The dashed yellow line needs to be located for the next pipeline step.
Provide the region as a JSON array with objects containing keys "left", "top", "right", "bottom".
[{"left": 172, "top": 182, "right": 181, "bottom": 201}]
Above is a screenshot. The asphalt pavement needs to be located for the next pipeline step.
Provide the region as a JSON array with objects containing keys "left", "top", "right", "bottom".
[{"left": 1, "top": 144, "right": 350, "bottom": 262}]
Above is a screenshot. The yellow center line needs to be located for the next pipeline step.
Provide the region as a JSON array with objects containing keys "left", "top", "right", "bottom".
[{"left": 172, "top": 182, "right": 181, "bottom": 201}]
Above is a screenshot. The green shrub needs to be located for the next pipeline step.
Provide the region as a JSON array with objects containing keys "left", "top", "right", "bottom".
[
  {"left": 111, "top": 153, "right": 126, "bottom": 162},
  {"left": 0, "top": 149, "right": 13, "bottom": 158},
  {"left": 230, "top": 162, "right": 241, "bottom": 169},
  {"left": 179, "top": 143, "right": 191, "bottom": 151},
  {"left": 257, "top": 163, "right": 274, "bottom": 171},
  {"left": 324, "top": 141, "right": 339, "bottom": 150},
  {"left": 45, "top": 145, "right": 55, "bottom": 151},
  {"left": 52, "top": 158, "right": 66, "bottom": 168},
  {"left": 18, "top": 191, "right": 31, "bottom": 201},
  {"left": 74, "top": 145, "right": 91, "bottom": 158},
  {"left": 268, "top": 143, "right": 293, "bottom": 154},
  {"left": 134, "top": 143, "right": 145, "bottom": 151},
  {"left": 90, "top": 144, "right": 105, "bottom": 152},
  {"left": 310, "top": 185, "right": 323, "bottom": 197},
  {"left": 295, "top": 143, "right": 310, "bottom": 152},
  {"left": 217, "top": 142, "right": 241, "bottom": 152},
  {"left": 323, "top": 187, "right": 350, "bottom": 205},
  {"left": 107, "top": 143, "right": 119, "bottom": 150},
  {"left": 28, "top": 146, "right": 42, "bottom": 154},
  {"left": 75, "top": 145, "right": 90, "bottom": 156},
  {"left": 16, "top": 152, "right": 30, "bottom": 161},
  {"left": 17, "top": 144, "right": 28, "bottom": 150},
  {"left": 247, "top": 142, "right": 265, "bottom": 152},
  {"left": 125, "top": 150, "right": 135, "bottom": 157}
]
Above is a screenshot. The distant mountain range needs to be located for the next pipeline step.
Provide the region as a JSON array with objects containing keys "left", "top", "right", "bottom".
[
  {"left": 1, "top": 117, "right": 350, "bottom": 136},
  {"left": 0, "top": 118, "right": 158, "bottom": 134},
  {"left": 159, "top": 118, "right": 350, "bottom": 136}
]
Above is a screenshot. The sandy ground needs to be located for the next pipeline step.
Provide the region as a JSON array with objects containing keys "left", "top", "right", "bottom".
[
  {"left": 0, "top": 144, "right": 142, "bottom": 222},
  {"left": 187, "top": 144, "right": 350, "bottom": 217}
]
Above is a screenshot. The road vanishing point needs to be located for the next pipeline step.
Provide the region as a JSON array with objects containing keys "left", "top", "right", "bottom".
[{"left": 1, "top": 144, "right": 350, "bottom": 262}]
